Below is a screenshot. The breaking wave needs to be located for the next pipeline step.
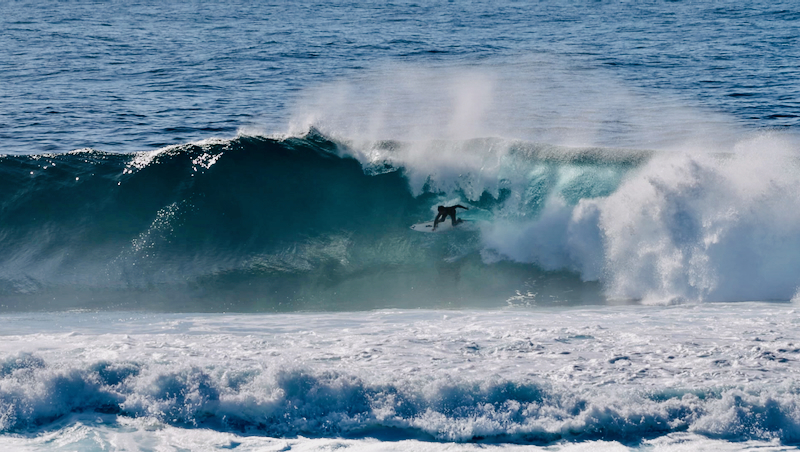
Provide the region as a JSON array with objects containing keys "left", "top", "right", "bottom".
[{"left": 1, "top": 129, "right": 800, "bottom": 309}]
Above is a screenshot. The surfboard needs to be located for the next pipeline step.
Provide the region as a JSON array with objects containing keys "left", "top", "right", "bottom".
[{"left": 410, "top": 220, "right": 468, "bottom": 233}]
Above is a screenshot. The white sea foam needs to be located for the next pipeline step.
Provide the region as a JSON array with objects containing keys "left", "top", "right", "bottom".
[
  {"left": 2, "top": 306, "right": 800, "bottom": 449},
  {"left": 480, "top": 132, "right": 800, "bottom": 303}
]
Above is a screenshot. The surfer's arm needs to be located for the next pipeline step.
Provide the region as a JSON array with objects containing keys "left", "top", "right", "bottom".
[{"left": 454, "top": 205, "right": 469, "bottom": 210}]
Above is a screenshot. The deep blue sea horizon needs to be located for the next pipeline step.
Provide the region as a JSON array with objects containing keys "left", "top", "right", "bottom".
[{"left": 1, "top": 0, "right": 798, "bottom": 155}]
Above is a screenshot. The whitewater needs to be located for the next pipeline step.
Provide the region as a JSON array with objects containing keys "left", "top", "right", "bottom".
[{"left": 3, "top": 0, "right": 800, "bottom": 450}]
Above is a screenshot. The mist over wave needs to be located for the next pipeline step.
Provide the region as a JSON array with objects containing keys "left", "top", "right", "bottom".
[
  {"left": 2, "top": 126, "right": 800, "bottom": 310},
  {"left": 282, "top": 62, "right": 800, "bottom": 305},
  {"left": 286, "top": 62, "right": 742, "bottom": 151}
]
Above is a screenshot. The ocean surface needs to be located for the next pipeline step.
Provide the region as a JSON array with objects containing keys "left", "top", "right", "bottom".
[{"left": 2, "top": 0, "right": 800, "bottom": 450}]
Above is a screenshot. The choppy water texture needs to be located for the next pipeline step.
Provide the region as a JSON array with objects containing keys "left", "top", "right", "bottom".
[
  {"left": 3, "top": 0, "right": 800, "bottom": 450},
  {"left": 1, "top": 0, "right": 798, "bottom": 154}
]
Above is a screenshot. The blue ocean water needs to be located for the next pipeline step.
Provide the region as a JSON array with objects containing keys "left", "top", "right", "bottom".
[
  {"left": 2, "top": 0, "right": 797, "bottom": 154},
  {"left": 3, "top": 1, "right": 800, "bottom": 450}
]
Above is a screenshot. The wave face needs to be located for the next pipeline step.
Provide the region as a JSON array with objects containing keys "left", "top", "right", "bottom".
[
  {"left": 2, "top": 130, "right": 800, "bottom": 309},
  {"left": 0, "top": 130, "right": 637, "bottom": 311}
]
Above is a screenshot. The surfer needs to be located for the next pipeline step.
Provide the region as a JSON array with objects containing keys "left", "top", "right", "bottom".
[{"left": 433, "top": 205, "right": 469, "bottom": 230}]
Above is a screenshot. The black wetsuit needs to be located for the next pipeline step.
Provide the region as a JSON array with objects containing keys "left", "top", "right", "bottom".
[{"left": 433, "top": 205, "right": 468, "bottom": 230}]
